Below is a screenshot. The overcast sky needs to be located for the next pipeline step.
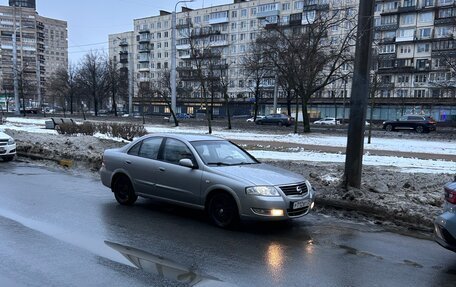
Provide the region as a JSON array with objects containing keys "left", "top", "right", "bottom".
[{"left": 5, "top": 0, "right": 231, "bottom": 64}]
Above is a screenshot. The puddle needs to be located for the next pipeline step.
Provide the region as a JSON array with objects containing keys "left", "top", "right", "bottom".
[
  {"left": 338, "top": 244, "right": 384, "bottom": 260},
  {"left": 105, "top": 241, "right": 236, "bottom": 287}
]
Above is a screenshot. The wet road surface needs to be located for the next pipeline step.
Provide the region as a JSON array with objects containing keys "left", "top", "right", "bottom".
[{"left": 1, "top": 161, "right": 455, "bottom": 287}]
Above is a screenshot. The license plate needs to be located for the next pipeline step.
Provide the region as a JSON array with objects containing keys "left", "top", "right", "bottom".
[{"left": 292, "top": 200, "right": 308, "bottom": 210}]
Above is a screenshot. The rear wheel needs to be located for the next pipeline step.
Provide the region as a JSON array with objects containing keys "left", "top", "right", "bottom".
[
  {"left": 385, "top": 124, "right": 393, "bottom": 132},
  {"left": 278, "top": 121, "right": 283, "bottom": 127},
  {"left": 208, "top": 193, "right": 239, "bottom": 228},
  {"left": 415, "top": 125, "right": 424, "bottom": 133},
  {"left": 112, "top": 176, "right": 137, "bottom": 205}
]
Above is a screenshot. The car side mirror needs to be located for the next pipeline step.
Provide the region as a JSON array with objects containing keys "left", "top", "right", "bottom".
[{"left": 179, "top": 158, "right": 195, "bottom": 168}]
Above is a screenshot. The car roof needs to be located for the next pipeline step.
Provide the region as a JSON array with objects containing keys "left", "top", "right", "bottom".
[{"left": 144, "top": 133, "right": 225, "bottom": 142}]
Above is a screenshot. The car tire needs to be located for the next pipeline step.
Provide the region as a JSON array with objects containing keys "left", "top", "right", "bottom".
[
  {"left": 112, "top": 175, "right": 138, "bottom": 205},
  {"left": 385, "top": 124, "right": 393, "bottom": 132},
  {"left": 257, "top": 121, "right": 262, "bottom": 125},
  {"left": 415, "top": 125, "right": 424, "bottom": 133},
  {"left": 278, "top": 121, "right": 283, "bottom": 127},
  {"left": 208, "top": 192, "right": 239, "bottom": 228}
]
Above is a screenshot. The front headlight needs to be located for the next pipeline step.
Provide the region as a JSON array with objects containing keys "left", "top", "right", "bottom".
[
  {"left": 8, "top": 137, "right": 15, "bottom": 145},
  {"left": 246, "top": 186, "right": 280, "bottom": 197}
]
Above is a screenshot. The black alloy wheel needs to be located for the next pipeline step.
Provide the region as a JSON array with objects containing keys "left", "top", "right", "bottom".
[
  {"left": 208, "top": 193, "right": 239, "bottom": 228},
  {"left": 385, "top": 124, "right": 393, "bottom": 132},
  {"left": 415, "top": 125, "right": 425, "bottom": 133},
  {"left": 278, "top": 121, "right": 283, "bottom": 126},
  {"left": 112, "top": 176, "right": 138, "bottom": 205}
]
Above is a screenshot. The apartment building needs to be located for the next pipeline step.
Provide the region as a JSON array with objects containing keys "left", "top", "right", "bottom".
[
  {"left": 373, "top": 0, "right": 456, "bottom": 120},
  {"left": 0, "top": 0, "right": 67, "bottom": 110},
  {"left": 109, "top": 0, "right": 455, "bottom": 121}
]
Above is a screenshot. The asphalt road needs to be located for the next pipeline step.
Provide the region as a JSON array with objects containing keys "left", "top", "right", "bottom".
[{"left": 1, "top": 161, "right": 456, "bottom": 287}]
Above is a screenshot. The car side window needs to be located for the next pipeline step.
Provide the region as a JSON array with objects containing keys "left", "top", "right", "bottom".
[
  {"left": 138, "top": 137, "right": 162, "bottom": 160},
  {"left": 127, "top": 142, "right": 142, "bottom": 156},
  {"left": 162, "top": 138, "right": 194, "bottom": 165}
]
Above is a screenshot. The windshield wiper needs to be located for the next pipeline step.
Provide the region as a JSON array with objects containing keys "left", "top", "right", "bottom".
[
  {"left": 234, "top": 162, "right": 256, "bottom": 165},
  {"left": 206, "top": 162, "right": 232, "bottom": 166}
]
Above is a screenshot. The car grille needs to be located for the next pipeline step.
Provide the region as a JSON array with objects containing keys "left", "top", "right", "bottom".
[
  {"left": 0, "top": 139, "right": 7, "bottom": 146},
  {"left": 279, "top": 182, "right": 308, "bottom": 196},
  {"left": 287, "top": 207, "right": 308, "bottom": 217}
]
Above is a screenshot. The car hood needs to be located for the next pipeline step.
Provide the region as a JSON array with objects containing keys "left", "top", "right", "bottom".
[
  {"left": 211, "top": 163, "right": 305, "bottom": 186},
  {"left": 0, "top": 131, "right": 12, "bottom": 140}
]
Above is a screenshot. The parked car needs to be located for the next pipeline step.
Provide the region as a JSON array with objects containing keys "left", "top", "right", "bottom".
[
  {"left": 382, "top": 115, "right": 437, "bottom": 133},
  {"left": 434, "top": 177, "right": 456, "bottom": 253},
  {"left": 0, "top": 131, "right": 16, "bottom": 162},
  {"left": 246, "top": 115, "right": 265, "bottom": 122},
  {"left": 313, "top": 117, "right": 340, "bottom": 125},
  {"left": 100, "top": 133, "right": 315, "bottom": 228},
  {"left": 255, "top": 114, "right": 294, "bottom": 127},
  {"left": 176, "top": 113, "right": 191, "bottom": 119}
]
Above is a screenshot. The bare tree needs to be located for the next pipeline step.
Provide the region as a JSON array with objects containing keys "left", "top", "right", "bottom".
[
  {"left": 257, "top": 6, "right": 357, "bottom": 133},
  {"left": 154, "top": 69, "right": 179, "bottom": 126},
  {"left": 76, "top": 51, "right": 108, "bottom": 116},
  {"left": 242, "top": 41, "right": 271, "bottom": 121},
  {"left": 106, "top": 59, "right": 121, "bottom": 117},
  {"left": 46, "top": 64, "right": 78, "bottom": 116}
]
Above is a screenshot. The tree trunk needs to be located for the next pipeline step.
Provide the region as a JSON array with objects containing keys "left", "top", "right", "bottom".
[
  {"left": 301, "top": 97, "right": 310, "bottom": 133},
  {"left": 225, "top": 91, "right": 231, "bottom": 130},
  {"left": 294, "top": 95, "right": 299, "bottom": 134},
  {"left": 287, "top": 90, "right": 292, "bottom": 116}
]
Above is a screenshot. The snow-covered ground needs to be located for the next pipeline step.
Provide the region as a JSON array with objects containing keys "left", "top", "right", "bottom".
[{"left": 2, "top": 116, "right": 455, "bottom": 174}]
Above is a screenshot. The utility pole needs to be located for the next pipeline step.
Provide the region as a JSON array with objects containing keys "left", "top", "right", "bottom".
[
  {"left": 344, "top": 0, "right": 375, "bottom": 188},
  {"left": 12, "top": 7, "right": 20, "bottom": 116}
]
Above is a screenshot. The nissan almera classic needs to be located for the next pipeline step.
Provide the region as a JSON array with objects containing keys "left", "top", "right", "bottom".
[{"left": 100, "top": 133, "right": 315, "bottom": 228}]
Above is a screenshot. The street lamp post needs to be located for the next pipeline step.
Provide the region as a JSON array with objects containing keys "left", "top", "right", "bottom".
[{"left": 171, "top": 0, "right": 194, "bottom": 113}]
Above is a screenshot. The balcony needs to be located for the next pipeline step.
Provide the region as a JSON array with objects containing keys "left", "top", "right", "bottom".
[
  {"left": 208, "top": 16, "right": 229, "bottom": 25},
  {"left": 209, "top": 40, "right": 229, "bottom": 47},
  {"left": 138, "top": 28, "right": 150, "bottom": 34},
  {"left": 398, "top": 5, "right": 417, "bottom": 13},
  {"left": 379, "top": 36, "right": 396, "bottom": 44},
  {"left": 256, "top": 5, "right": 280, "bottom": 18},
  {"left": 374, "top": 23, "right": 399, "bottom": 31},
  {"left": 119, "top": 40, "right": 129, "bottom": 47},
  {"left": 396, "top": 35, "right": 415, "bottom": 42},
  {"left": 176, "top": 43, "right": 190, "bottom": 50},
  {"left": 434, "top": 17, "right": 456, "bottom": 25},
  {"left": 138, "top": 67, "right": 150, "bottom": 72},
  {"left": 138, "top": 36, "right": 150, "bottom": 43},
  {"left": 303, "top": 4, "right": 330, "bottom": 11},
  {"left": 138, "top": 56, "right": 150, "bottom": 63}
]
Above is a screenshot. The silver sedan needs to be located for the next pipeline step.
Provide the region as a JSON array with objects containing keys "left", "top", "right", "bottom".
[{"left": 100, "top": 133, "right": 315, "bottom": 228}]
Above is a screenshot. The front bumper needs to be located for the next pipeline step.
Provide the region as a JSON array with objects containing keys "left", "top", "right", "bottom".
[
  {"left": 0, "top": 143, "right": 16, "bottom": 157},
  {"left": 240, "top": 186, "right": 316, "bottom": 221},
  {"left": 434, "top": 212, "right": 456, "bottom": 253}
]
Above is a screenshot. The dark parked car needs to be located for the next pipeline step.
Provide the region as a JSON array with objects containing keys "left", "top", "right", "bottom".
[
  {"left": 100, "top": 133, "right": 315, "bottom": 228},
  {"left": 434, "top": 177, "right": 456, "bottom": 253},
  {"left": 255, "top": 114, "right": 294, "bottom": 127},
  {"left": 382, "top": 115, "right": 437, "bottom": 133}
]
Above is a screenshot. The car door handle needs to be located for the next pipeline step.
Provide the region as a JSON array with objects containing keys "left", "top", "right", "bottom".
[
  {"left": 125, "top": 160, "right": 132, "bottom": 164},
  {"left": 159, "top": 167, "right": 165, "bottom": 172}
]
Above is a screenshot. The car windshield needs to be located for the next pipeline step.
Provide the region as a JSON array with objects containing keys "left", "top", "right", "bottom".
[{"left": 191, "top": 140, "right": 258, "bottom": 166}]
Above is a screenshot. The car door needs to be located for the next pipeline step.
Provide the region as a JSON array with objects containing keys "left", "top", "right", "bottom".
[
  {"left": 153, "top": 138, "right": 203, "bottom": 205},
  {"left": 124, "top": 137, "right": 164, "bottom": 196}
]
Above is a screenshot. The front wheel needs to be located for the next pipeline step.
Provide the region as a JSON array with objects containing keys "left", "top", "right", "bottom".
[
  {"left": 278, "top": 121, "right": 283, "bottom": 127},
  {"left": 415, "top": 125, "right": 424, "bottom": 133},
  {"left": 112, "top": 176, "right": 137, "bottom": 205},
  {"left": 208, "top": 193, "right": 239, "bottom": 228},
  {"left": 385, "top": 124, "right": 393, "bottom": 132}
]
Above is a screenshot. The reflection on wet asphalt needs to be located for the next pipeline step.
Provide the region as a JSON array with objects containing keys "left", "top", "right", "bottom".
[{"left": 1, "top": 161, "right": 456, "bottom": 287}]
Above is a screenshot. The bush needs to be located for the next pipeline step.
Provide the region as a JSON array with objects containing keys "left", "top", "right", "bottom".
[
  {"left": 57, "top": 121, "right": 146, "bottom": 141},
  {"left": 109, "top": 123, "right": 147, "bottom": 141},
  {"left": 57, "top": 122, "right": 95, "bottom": 136}
]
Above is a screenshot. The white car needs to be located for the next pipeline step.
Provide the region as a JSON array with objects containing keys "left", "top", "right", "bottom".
[
  {"left": 246, "top": 115, "right": 265, "bottom": 122},
  {"left": 313, "top": 117, "right": 340, "bottom": 125},
  {"left": 0, "top": 131, "right": 16, "bottom": 162}
]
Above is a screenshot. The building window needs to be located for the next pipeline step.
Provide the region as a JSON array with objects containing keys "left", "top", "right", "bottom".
[
  {"left": 416, "top": 43, "right": 431, "bottom": 53},
  {"left": 294, "top": 1, "right": 304, "bottom": 10},
  {"left": 418, "top": 12, "right": 433, "bottom": 23},
  {"left": 400, "top": 14, "right": 416, "bottom": 25},
  {"left": 415, "top": 74, "right": 427, "bottom": 83},
  {"left": 241, "top": 9, "right": 247, "bottom": 17},
  {"left": 282, "top": 3, "right": 290, "bottom": 10},
  {"left": 414, "top": 89, "right": 426, "bottom": 97}
]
